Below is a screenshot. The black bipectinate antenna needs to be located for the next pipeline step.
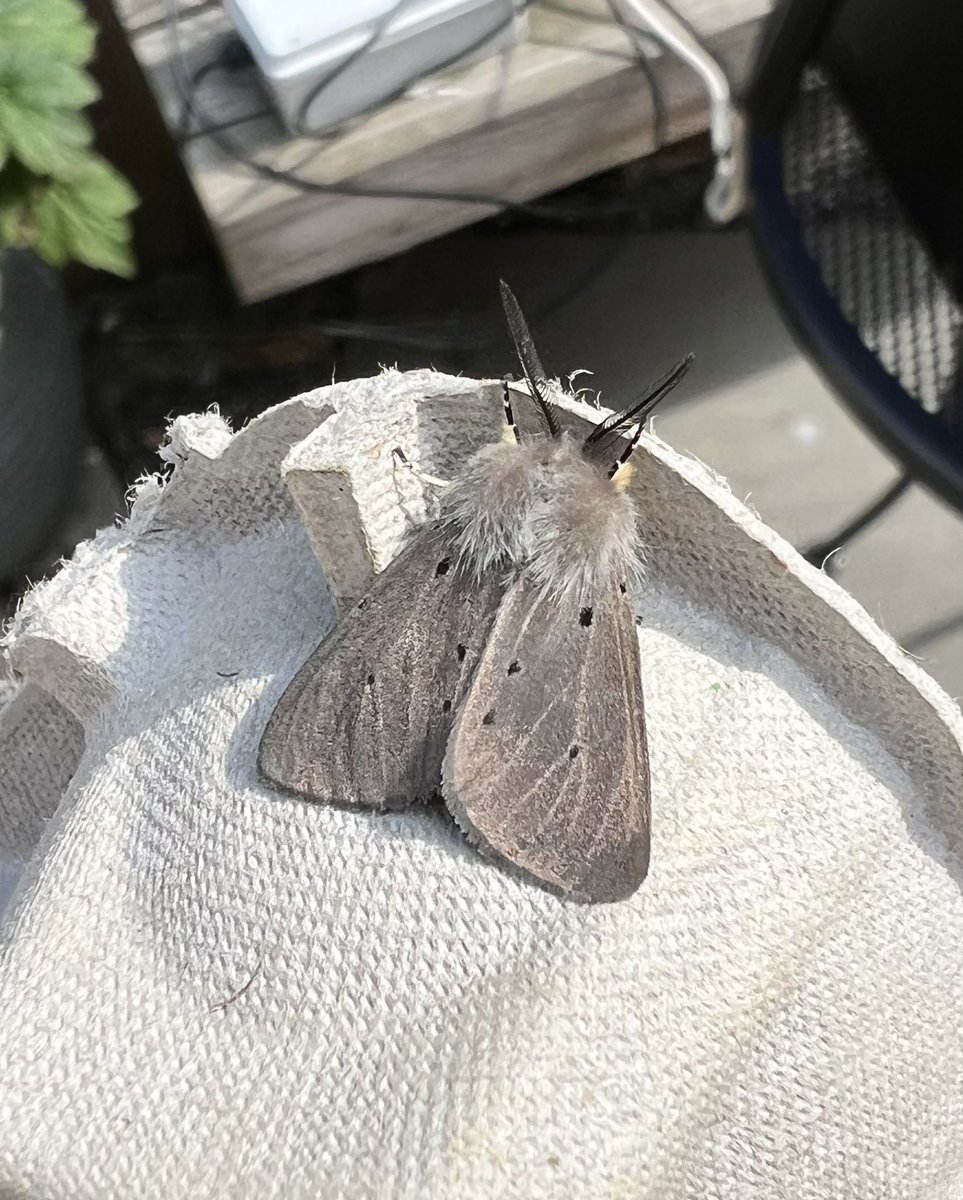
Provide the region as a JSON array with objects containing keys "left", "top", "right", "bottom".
[
  {"left": 584, "top": 353, "right": 695, "bottom": 477},
  {"left": 499, "top": 281, "right": 693, "bottom": 471},
  {"left": 499, "top": 281, "right": 561, "bottom": 439}
]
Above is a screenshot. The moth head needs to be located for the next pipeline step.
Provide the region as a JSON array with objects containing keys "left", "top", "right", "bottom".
[{"left": 499, "top": 280, "right": 693, "bottom": 479}]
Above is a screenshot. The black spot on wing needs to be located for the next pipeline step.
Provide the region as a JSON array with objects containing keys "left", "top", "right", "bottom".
[
  {"left": 579, "top": 607, "right": 594, "bottom": 627},
  {"left": 482, "top": 710, "right": 496, "bottom": 726},
  {"left": 507, "top": 660, "right": 521, "bottom": 675},
  {"left": 457, "top": 644, "right": 467, "bottom": 662}
]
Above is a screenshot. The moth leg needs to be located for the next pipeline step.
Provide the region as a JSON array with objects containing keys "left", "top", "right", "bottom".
[{"left": 391, "top": 447, "right": 450, "bottom": 491}]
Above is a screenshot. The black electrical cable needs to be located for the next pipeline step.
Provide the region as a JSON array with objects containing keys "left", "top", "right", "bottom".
[
  {"left": 160, "top": 0, "right": 716, "bottom": 351},
  {"left": 291, "top": 0, "right": 521, "bottom": 138},
  {"left": 163, "top": 0, "right": 676, "bottom": 223},
  {"left": 542, "top": 0, "right": 668, "bottom": 149},
  {"left": 291, "top": 0, "right": 421, "bottom": 136}
]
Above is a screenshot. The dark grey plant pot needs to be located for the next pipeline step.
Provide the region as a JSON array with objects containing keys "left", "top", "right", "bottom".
[{"left": 0, "top": 249, "right": 84, "bottom": 580}]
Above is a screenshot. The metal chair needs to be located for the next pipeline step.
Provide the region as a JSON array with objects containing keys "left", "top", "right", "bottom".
[
  {"left": 745, "top": 0, "right": 963, "bottom": 558},
  {"left": 621, "top": 0, "right": 963, "bottom": 565}
]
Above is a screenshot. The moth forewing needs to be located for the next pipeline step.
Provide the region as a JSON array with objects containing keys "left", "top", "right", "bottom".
[
  {"left": 258, "top": 524, "right": 505, "bottom": 809},
  {"left": 439, "top": 380, "right": 663, "bottom": 901},
  {"left": 442, "top": 577, "right": 650, "bottom": 903}
]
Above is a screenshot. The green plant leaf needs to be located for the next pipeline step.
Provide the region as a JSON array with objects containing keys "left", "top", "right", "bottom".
[
  {"left": 70, "top": 157, "right": 139, "bottom": 218},
  {"left": 33, "top": 160, "right": 138, "bottom": 276},
  {"left": 0, "top": 97, "right": 92, "bottom": 178},
  {"left": 0, "top": 0, "right": 97, "bottom": 67},
  {"left": 0, "top": 0, "right": 138, "bottom": 274},
  {"left": 32, "top": 193, "right": 73, "bottom": 267},
  {"left": 0, "top": 49, "right": 100, "bottom": 112}
]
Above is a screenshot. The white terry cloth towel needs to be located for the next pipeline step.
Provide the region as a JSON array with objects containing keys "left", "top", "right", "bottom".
[{"left": 1, "top": 368, "right": 963, "bottom": 1200}]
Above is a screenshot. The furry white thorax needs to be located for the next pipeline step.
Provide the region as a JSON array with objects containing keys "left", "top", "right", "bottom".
[{"left": 441, "top": 434, "right": 644, "bottom": 602}]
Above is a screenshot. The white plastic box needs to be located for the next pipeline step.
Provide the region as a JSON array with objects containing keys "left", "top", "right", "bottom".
[{"left": 224, "top": 0, "right": 524, "bottom": 135}]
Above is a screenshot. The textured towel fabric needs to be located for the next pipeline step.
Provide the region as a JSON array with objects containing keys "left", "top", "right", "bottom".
[{"left": 1, "top": 370, "right": 963, "bottom": 1200}]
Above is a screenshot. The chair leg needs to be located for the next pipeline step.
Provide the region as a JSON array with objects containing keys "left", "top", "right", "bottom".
[{"left": 803, "top": 472, "right": 912, "bottom": 576}]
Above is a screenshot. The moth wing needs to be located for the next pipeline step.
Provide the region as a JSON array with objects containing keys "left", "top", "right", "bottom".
[
  {"left": 259, "top": 525, "right": 505, "bottom": 810},
  {"left": 442, "top": 577, "right": 649, "bottom": 902}
]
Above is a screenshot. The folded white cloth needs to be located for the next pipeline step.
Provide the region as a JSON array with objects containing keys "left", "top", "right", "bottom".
[{"left": 2, "top": 369, "right": 962, "bottom": 1199}]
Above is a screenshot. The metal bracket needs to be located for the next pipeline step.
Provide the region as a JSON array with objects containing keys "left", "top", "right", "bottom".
[{"left": 614, "top": 0, "right": 749, "bottom": 223}]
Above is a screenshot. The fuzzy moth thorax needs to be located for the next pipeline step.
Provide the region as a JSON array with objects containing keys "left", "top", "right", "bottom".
[
  {"left": 525, "top": 436, "right": 643, "bottom": 602},
  {"left": 441, "top": 439, "right": 551, "bottom": 577},
  {"left": 442, "top": 433, "right": 643, "bottom": 601}
]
